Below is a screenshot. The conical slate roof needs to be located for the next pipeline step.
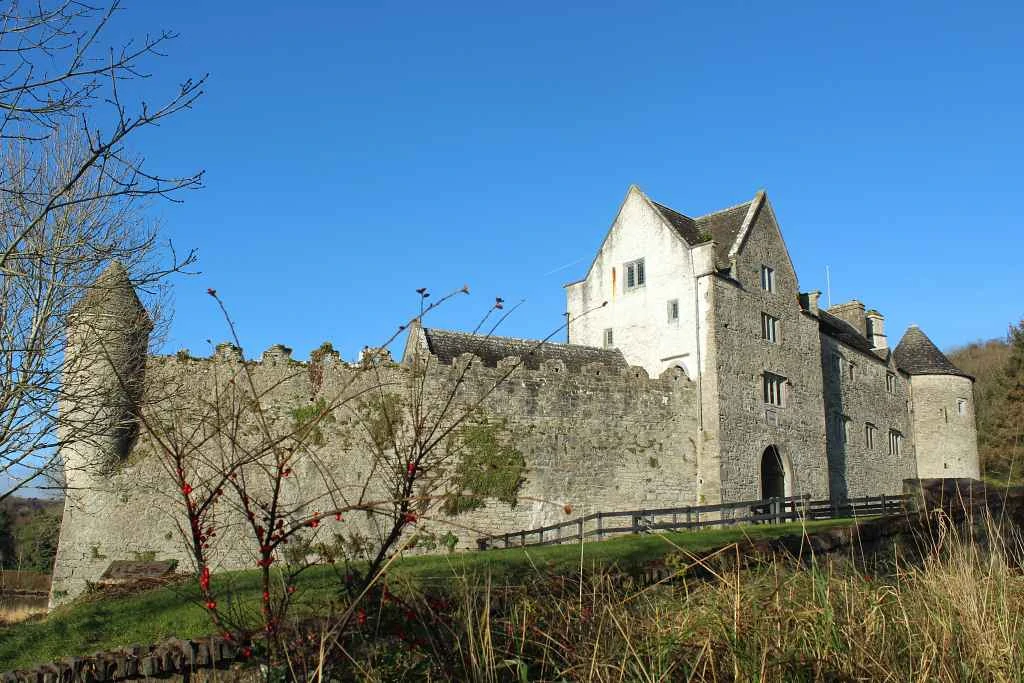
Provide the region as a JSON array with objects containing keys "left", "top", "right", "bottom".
[
  {"left": 893, "top": 325, "right": 971, "bottom": 379},
  {"left": 71, "top": 261, "right": 151, "bottom": 328}
]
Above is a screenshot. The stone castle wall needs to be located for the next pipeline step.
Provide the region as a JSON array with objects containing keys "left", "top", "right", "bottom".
[
  {"left": 910, "top": 374, "right": 980, "bottom": 480},
  {"left": 704, "top": 205, "right": 830, "bottom": 503},
  {"left": 50, "top": 346, "right": 699, "bottom": 604},
  {"left": 820, "top": 335, "right": 917, "bottom": 499}
]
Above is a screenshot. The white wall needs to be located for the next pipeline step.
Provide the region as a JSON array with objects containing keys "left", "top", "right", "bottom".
[{"left": 565, "top": 187, "right": 713, "bottom": 379}]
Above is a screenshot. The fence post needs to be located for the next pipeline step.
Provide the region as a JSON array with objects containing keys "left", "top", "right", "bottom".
[
  {"left": 503, "top": 533, "right": 509, "bottom": 548},
  {"left": 520, "top": 531, "right": 526, "bottom": 547},
  {"left": 686, "top": 507, "right": 692, "bottom": 529},
  {"left": 539, "top": 528, "right": 544, "bottom": 545},
  {"left": 831, "top": 498, "right": 838, "bottom": 519},
  {"left": 577, "top": 517, "right": 584, "bottom": 541},
  {"left": 880, "top": 494, "right": 887, "bottom": 514},
  {"left": 597, "top": 512, "right": 603, "bottom": 541}
]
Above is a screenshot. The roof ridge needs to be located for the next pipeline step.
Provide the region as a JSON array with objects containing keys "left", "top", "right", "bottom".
[
  {"left": 650, "top": 200, "right": 695, "bottom": 221},
  {"left": 424, "top": 327, "right": 610, "bottom": 354},
  {"left": 694, "top": 199, "right": 754, "bottom": 220}
]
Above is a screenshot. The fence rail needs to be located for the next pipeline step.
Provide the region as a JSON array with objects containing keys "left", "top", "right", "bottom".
[{"left": 476, "top": 493, "right": 911, "bottom": 550}]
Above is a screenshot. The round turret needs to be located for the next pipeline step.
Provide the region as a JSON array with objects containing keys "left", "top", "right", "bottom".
[
  {"left": 894, "top": 325, "right": 979, "bottom": 479},
  {"left": 61, "top": 262, "right": 152, "bottom": 477}
]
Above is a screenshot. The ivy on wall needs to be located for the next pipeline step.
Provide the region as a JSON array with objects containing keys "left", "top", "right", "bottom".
[{"left": 443, "top": 419, "right": 526, "bottom": 515}]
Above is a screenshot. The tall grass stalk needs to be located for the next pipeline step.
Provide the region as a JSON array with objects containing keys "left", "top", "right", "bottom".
[{"left": 316, "top": 512, "right": 1024, "bottom": 681}]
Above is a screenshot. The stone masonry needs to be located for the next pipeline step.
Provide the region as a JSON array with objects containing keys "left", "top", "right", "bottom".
[{"left": 50, "top": 186, "right": 980, "bottom": 605}]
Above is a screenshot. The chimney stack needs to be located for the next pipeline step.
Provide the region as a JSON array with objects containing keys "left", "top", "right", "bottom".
[
  {"left": 827, "top": 300, "right": 868, "bottom": 339},
  {"left": 800, "top": 290, "right": 821, "bottom": 315},
  {"left": 866, "top": 309, "right": 887, "bottom": 350}
]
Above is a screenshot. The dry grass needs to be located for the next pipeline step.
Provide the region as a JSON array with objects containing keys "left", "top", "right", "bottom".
[
  {"left": 311, "top": 516, "right": 1024, "bottom": 681},
  {"left": 0, "top": 570, "right": 50, "bottom": 593},
  {"left": 0, "top": 601, "right": 47, "bottom": 627}
]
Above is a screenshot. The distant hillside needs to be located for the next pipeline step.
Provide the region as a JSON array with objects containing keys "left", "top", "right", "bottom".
[
  {"left": 0, "top": 497, "right": 62, "bottom": 573},
  {"left": 948, "top": 326, "right": 1022, "bottom": 483}
]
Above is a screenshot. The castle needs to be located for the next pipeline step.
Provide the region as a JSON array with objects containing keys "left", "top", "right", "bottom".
[{"left": 49, "top": 187, "right": 979, "bottom": 605}]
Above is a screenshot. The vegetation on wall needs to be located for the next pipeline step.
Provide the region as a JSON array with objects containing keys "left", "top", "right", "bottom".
[
  {"left": 442, "top": 419, "right": 526, "bottom": 515},
  {"left": 288, "top": 398, "right": 337, "bottom": 447}
]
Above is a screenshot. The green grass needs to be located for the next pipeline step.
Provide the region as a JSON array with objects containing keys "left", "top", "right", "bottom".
[{"left": 0, "top": 518, "right": 854, "bottom": 671}]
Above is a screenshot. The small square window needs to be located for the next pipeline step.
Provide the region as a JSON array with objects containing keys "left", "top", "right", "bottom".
[
  {"left": 603, "top": 328, "right": 614, "bottom": 348},
  {"left": 760, "top": 265, "right": 775, "bottom": 292},
  {"left": 957, "top": 399, "right": 967, "bottom": 416},
  {"left": 888, "top": 429, "right": 902, "bottom": 456},
  {"left": 761, "top": 313, "right": 779, "bottom": 343},
  {"left": 667, "top": 299, "right": 679, "bottom": 323},
  {"left": 865, "top": 423, "right": 877, "bottom": 449},
  {"left": 886, "top": 372, "right": 897, "bottom": 394},
  {"left": 624, "top": 258, "right": 645, "bottom": 291},
  {"left": 763, "top": 372, "right": 785, "bottom": 407}
]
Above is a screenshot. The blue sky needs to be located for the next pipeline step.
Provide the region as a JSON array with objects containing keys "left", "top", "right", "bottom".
[{"left": 109, "top": 1, "right": 1023, "bottom": 359}]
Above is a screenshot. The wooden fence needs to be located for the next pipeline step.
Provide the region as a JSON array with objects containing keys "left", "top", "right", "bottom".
[{"left": 476, "top": 493, "right": 911, "bottom": 550}]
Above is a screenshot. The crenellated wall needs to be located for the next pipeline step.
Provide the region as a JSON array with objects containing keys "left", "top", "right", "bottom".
[{"left": 50, "top": 344, "right": 699, "bottom": 604}]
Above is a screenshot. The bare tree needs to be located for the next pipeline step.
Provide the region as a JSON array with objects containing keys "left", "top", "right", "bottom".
[
  {"left": 133, "top": 289, "right": 595, "bottom": 661},
  {"left": 0, "top": 1, "right": 204, "bottom": 499}
]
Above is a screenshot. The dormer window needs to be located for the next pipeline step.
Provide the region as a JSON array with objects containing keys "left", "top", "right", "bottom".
[
  {"left": 625, "top": 258, "right": 645, "bottom": 291},
  {"left": 760, "top": 265, "right": 775, "bottom": 292}
]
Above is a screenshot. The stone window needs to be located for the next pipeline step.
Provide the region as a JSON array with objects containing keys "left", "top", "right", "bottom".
[
  {"left": 761, "top": 313, "right": 779, "bottom": 343},
  {"left": 760, "top": 265, "right": 775, "bottom": 292},
  {"left": 957, "top": 398, "right": 967, "bottom": 416},
  {"left": 888, "top": 429, "right": 902, "bottom": 456},
  {"left": 667, "top": 299, "right": 679, "bottom": 323},
  {"left": 841, "top": 415, "right": 851, "bottom": 444},
  {"left": 603, "top": 328, "right": 614, "bottom": 349},
  {"left": 624, "top": 258, "right": 645, "bottom": 291},
  {"left": 886, "top": 372, "right": 897, "bottom": 394},
  {"left": 848, "top": 361, "right": 856, "bottom": 381},
  {"left": 865, "top": 422, "right": 877, "bottom": 449},
  {"left": 762, "top": 372, "right": 785, "bottom": 407},
  {"left": 832, "top": 353, "right": 842, "bottom": 375}
]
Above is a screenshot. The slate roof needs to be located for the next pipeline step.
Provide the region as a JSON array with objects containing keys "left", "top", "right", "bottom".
[
  {"left": 650, "top": 198, "right": 754, "bottom": 268},
  {"left": 818, "top": 310, "right": 875, "bottom": 355},
  {"left": 650, "top": 201, "right": 704, "bottom": 245},
  {"left": 422, "top": 328, "right": 628, "bottom": 372},
  {"left": 893, "top": 326, "right": 973, "bottom": 379}
]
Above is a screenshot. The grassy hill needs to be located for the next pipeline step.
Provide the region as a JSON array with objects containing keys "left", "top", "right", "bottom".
[{"left": 0, "top": 518, "right": 853, "bottom": 671}]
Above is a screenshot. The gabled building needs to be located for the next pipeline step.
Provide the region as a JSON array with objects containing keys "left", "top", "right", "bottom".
[
  {"left": 562, "top": 186, "right": 979, "bottom": 504},
  {"left": 49, "top": 187, "right": 982, "bottom": 606}
]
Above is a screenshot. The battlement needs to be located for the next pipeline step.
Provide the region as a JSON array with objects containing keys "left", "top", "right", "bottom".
[{"left": 147, "top": 342, "right": 695, "bottom": 397}]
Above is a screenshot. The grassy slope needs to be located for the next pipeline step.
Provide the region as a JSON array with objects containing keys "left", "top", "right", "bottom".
[{"left": 0, "top": 518, "right": 851, "bottom": 670}]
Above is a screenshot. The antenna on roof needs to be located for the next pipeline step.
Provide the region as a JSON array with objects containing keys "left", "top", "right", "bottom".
[{"left": 825, "top": 266, "right": 832, "bottom": 309}]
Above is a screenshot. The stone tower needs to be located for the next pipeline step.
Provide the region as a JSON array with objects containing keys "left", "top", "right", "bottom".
[
  {"left": 59, "top": 261, "right": 152, "bottom": 483},
  {"left": 894, "top": 325, "right": 980, "bottom": 479}
]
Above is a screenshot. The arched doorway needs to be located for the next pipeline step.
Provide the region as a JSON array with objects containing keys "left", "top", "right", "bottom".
[{"left": 760, "top": 445, "right": 785, "bottom": 499}]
